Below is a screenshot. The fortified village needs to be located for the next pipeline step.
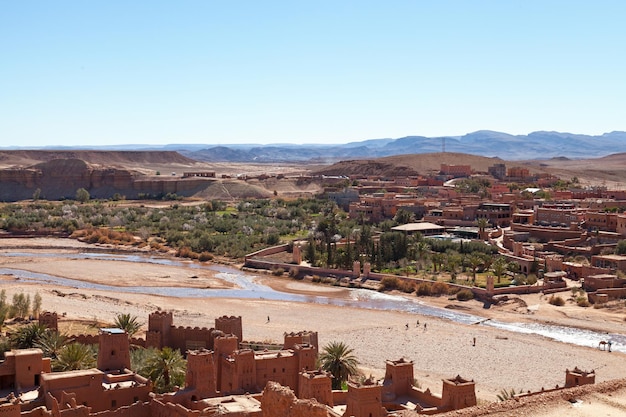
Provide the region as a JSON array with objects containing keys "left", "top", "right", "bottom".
[
  {"left": 0, "top": 153, "right": 626, "bottom": 416},
  {"left": 242, "top": 161, "right": 626, "bottom": 304},
  {"left": 0, "top": 311, "right": 596, "bottom": 417}
]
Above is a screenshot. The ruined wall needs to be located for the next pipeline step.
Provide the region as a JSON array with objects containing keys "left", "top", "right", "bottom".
[
  {"left": 90, "top": 401, "right": 151, "bottom": 417},
  {"left": 39, "top": 312, "right": 58, "bottom": 331},
  {"left": 260, "top": 381, "right": 329, "bottom": 417}
]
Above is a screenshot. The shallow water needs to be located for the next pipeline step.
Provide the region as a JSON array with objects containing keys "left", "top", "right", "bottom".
[{"left": 1, "top": 250, "right": 624, "bottom": 353}]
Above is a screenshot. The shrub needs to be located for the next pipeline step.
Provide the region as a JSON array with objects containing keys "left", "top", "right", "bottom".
[
  {"left": 456, "top": 289, "right": 474, "bottom": 301},
  {"left": 576, "top": 296, "right": 590, "bottom": 307},
  {"left": 379, "top": 277, "right": 400, "bottom": 292},
  {"left": 431, "top": 281, "right": 449, "bottom": 296},
  {"left": 548, "top": 295, "right": 565, "bottom": 306},
  {"left": 198, "top": 252, "right": 213, "bottom": 262},
  {"left": 176, "top": 246, "right": 198, "bottom": 259},
  {"left": 271, "top": 267, "right": 285, "bottom": 276},
  {"left": 416, "top": 283, "right": 432, "bottom": 296},
  {"left": 288, "top": 267, "right": 299, "bottom": 278},
  {"left": 398, "top": 280, "right": 415, "bottom": 293}
]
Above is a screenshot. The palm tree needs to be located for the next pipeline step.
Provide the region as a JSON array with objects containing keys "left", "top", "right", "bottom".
[
  {"left": 468, "top": 254, "right": 484, "bottom": 284},
  {"left": 318, "top": 341, "right": 359, "bottom": 390},
  {"left": 113, "top": 313, "right": 143, "bottom": 338},
  {"left": 10, "top": 323, "right": 47, "bottom": 349},
  {"left": 475, "top": 218, "right": 490, "bottom": 240},
  {"left": 34, "top": 330, "right": 72, "bottom": 359},
  {"left": 143, "top": 347, "right": 186, "bottom": 393},
  {"left": 53, "top": 343, "right": 96, "bottom": 371},
  {"left": 491, "top": 257, "right": 508, "bottom": 284}
]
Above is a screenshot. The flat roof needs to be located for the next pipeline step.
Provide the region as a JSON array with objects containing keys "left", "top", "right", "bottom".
[
  {"left": 392, "top": 222, "right": 445, "bottom": 232},
  {"left": 41, "top": 368, "right": 103, "bottom": 381},
  {"left": 100, "top": 328, "right": 126, "bottom": 334}
]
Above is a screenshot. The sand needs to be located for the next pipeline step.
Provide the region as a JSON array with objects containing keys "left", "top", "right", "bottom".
[{"left": 1, "top": 237, "right": 625, "bottom": 404}]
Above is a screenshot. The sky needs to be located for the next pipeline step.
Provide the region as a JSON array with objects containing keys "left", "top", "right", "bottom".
[{"left": 2, "top": 1, "right": 626, "bottom": 147}]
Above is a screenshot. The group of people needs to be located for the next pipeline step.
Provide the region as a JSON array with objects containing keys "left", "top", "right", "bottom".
[{"left": 405, "top": 320, "right": 427, "bottom": 330}]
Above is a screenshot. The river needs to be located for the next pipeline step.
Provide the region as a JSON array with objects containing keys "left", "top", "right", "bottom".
[{"left": 1, "top": 250, "right": 624, "bottom": 353}]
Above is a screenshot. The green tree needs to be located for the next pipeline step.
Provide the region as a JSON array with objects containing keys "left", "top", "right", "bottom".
[
  {"left": 32, "top": 188, "right": 42, "bottom": 201},
  {"left": 113, "top": 313, "right": 143, "bottom": 338},
  {"left": 0, "top": 290, "right": 8, "bottom": 331},
  {"left": 10, "top": 293, "right": 30, "bottom": 319},
  {"left": 318, "top": 341, "right": 359, "bottom": 390},
  {"left": 141, "top": 347, "right": 186, "bottom": 393},
  {"left": 468, "top": 254, "right": 484, "bottom": 284},
  {"left": 393, "top": 209, "right": 414, "bottom": 225},
  {"left": 616, "top": 240, "right": 626, "bottom": 255},
  {"left": 491, "top": 257, "right": 508, "bottom": 284},
  {"left": 10, "top": 323, "right": 48, "bottom": 349},
  {"left": 53, "top": 343, "right": 97, "bottom": 371},
  {"left": 32, "top": 292, "right": 42, "bottom": 318},
  {"left": 475, "top": 218, "right": 490, "bottom": 239},
  {"left": 75, "top": 188, "right": 90, "bottom": 203}
]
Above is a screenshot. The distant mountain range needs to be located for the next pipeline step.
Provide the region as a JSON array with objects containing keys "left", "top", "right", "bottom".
[{"left": 6, "top": 131, "right": 626, "bottom": 162}]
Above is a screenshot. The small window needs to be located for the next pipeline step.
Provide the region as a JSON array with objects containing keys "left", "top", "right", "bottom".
[{"left": 112, "top": 400, "right": 117, "bottom": 408}]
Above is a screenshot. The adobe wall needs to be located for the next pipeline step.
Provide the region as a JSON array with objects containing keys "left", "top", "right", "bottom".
[
  {"left": 298, "top": 371, "right": 333, "bottom": 406},
  {"left": 383, "top": 359, "right": 414, "bottom": 398},
  {"left": 149, "top": 399, "right": 202, "bottom": 417},
  {"left": 0, "top": 400, "right": 20, "bottom": 417},
  {"left": 260, "top": 381, "right": 328, "bottom": 417},
  {"left": 588, "top": 288, "right": 626, "bottom": 303},
  {"left": 41, "top": 368, "right": 151, "bottom": 414},
  {"left": 97, "top": 331, "right": 131, "bottom": 371},
  {"left": 184, "top": 350, "right": 217, "bottom": 399},
  {"left": 245, "top": 245, "right": 291, "bottom": 261},
  {"left": 441, "top": 376, "right": 477, "bottom": 411},
  {"left": 408, "top": 386, "right": 442, "bottom": 409},
  {"left": 69, "top": 334, "right": 145, "bottom": 349},
  {"left": 215, "top": 316, "right": 242, "bottom": 343},
  {"left": 220, "top": 349, "right": 257, "bottom": 394},
  {"left": 168, "top": 326, "right": 216, "bottom": 352},
  {"left": 38, "top": 312, "right": 58, "bottom": 331},
  {"left": 284, "top": 331, "right": 318, "bottom": 354},
  {"left": 3, "top": 349, "right": 45, "bottom": 390},
  {"left": 254, "top": 353, "right": 300, "bottom": 395},
  {"left": 244, "top": 258, "right": 358, "bottom": 279},
  {"left": 90, "top": 401, "right": 151, "bottom": 417},
  {"left": 344, "top": 381, "right": 385, "bottom": 417}
]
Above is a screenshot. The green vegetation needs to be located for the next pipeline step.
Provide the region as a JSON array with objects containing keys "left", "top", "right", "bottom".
[
  {"left": 113, "top": 313, "right": 143, "bottom": 338},
  {"left": 0, "top": 198, "right": 323, "bottom": 259},
  {"left": 132, "top": 347, "right": 186, "bottom": 393},
  {"left": 497, "top": 387, "right": 521, "bottom": 401},
  {"left": 53, "top": 343, "right": 97, "bottom": 371},
  {"left": 318, "top": 341, "right": 360, "bottom": 390},
  {"left": 456, "top": 289, "right": 474, "bottom": 301},
  {"left": 0, "top": 197, "right": 532, "bottom": 291}
]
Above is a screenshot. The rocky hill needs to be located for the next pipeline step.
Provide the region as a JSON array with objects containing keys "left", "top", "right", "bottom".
[
  {"left": 0, "top": 150, "right": 196, "bottom": 169},
  {"left": 313, "top": 153, "right": 506, "bottom": 177}
]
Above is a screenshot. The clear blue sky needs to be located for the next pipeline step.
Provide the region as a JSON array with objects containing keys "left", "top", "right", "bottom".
[{"left": 2, "top": 1, "right": 625, "bottom": 147}]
